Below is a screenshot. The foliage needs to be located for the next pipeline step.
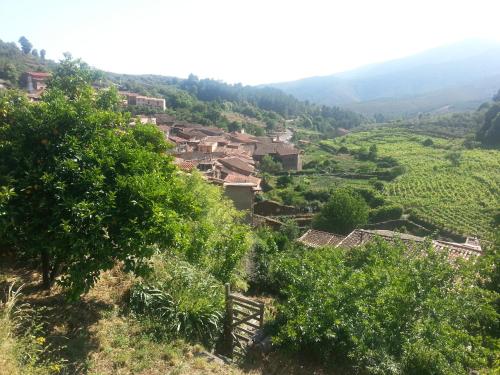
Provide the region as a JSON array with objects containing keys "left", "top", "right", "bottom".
[
  {"left": 477, "top": 102, "right": 500, "bottom": 147},
  {"left": 0, "top": 58, "right": 250, "bottom": 297},
  {"left": 327, "top": 129, "right": 500, "bottom": 239},
  {"left": 0, "top": 284, "right": 66, "bottom": 374},
  {"left": 272, "top": 239, "right": 499, "bottom": 374},
  {"left": 18, "top": 36, "right": 32, "bottom": 54},
  {"left": 312, "top": 188, "right": 369, "bottom": 234},
  {"left": 250, "top": 222, "right": 300, "bottom": 293},
  {"left": 259, "top": 155, "right": 283, "bottom": 174},
  {"left": 130, "top": 256, "right": 225, "bottom": 346},
  {"left": 369, "top": 204, "right": 403, "bottom": 222}
]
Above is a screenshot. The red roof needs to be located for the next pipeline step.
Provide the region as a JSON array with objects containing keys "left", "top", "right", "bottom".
[
  {"left": 224, "top": 173, "right": 261, "bottom": 186},
  {"left": 174, "top": 158, "right": 197, "bottom": 171},
  {"left": 27, "top": 71, "right": 51, "bottom": 79}
]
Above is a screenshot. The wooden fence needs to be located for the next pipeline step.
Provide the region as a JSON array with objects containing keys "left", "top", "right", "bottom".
[{"left": 223, "top": 284, "right": 264, "bottom": 358}]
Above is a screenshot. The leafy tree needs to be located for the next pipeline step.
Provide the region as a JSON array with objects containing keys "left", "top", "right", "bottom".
[
  {"left": 445, "top": 151, "right": 462, "bottom": 167},
  {"left": 477, "top": 102, "right": 500, "bottom": 147},
  {"left": 493, "top": 89, "right": 500, "bottom": 102},
  {"left": 0, "top": 58, "right": 250, "bottom": 297},
  {"left": 368, "top": 143, "right": 378, "bottom": 160},
  {"left": 272, "top": 239, "right": 499, "bottom": 374},
  {"left": 18, "top": 36, "right": 32, "bottom": 54},
  {"left": 276, "top": 174, "right": 293, "bottom": 188},
  {"left": 259, "top": 155, "right": 283, "bottom": 174},
  {"left": 31, "top": 49, "right": 39, "bottom": 58},
  {"left": 312, "top": 188, "right": 369, "bottom": 234},
  {"left": 40, "top": 49, "right": 46, "bottom": 60},
  {"left": 0, "top": 62, "right": 19, "bottom": 84}
]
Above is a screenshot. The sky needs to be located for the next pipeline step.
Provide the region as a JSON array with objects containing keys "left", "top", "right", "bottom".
[{"left": 1, "top": 0, "right": 499, "bottom": 85}]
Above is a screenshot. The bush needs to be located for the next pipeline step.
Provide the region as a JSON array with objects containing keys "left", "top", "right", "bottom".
[
  {"left": 369, "top": 204, "right": 403, "bottom": 222},
  {"left": 313, "top": 188, "right": 369, "bottom": 234},
  {"left": 272, "top": 240, "right": 499, "bottom": 374},
  {"left": 130, "top": 256, "right": 224, "bottom": 346}
]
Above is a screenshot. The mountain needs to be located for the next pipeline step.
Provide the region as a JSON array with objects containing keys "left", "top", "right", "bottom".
[{"left": 267, "top": 40, "right": 500, "bottom": 117}]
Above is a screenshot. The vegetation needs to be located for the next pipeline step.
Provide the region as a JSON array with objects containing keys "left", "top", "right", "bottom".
[
  {"left": 271, "top": 239, "right": 499, "bottom": 374},
  {"left": 0, "top": 57, "right": 250, "bottom": 298},
  {"left": 312, "top": 188, "right": 369, "bottom": 234},
  {"left": 320, "top": 129, "right": 500, "bottom": 239},
  {"left": 477, "top": 90, "right": 500, "bottom": 147},
  {"left": 130, "top": 256, "right": 225, "bottom": 346}
]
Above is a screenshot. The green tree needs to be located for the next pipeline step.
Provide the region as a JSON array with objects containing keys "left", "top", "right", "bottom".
[
  {"left": 368, "top": 143, "right": 378, "bottom": 160},
  {"left": 259, "top": 155, "right": 283, "bottom": 174},
  {"left": 477, "top": 103, "right": 500, "bottom": 147},
  {"left": 40, "top": 49, "right": 46, "bottom": 60},
  {"left": 0, "top": 59, "right": 250, "bottom": 297},
  {"left": 18, "top": 36, "right": 32, "bottom": 54},
  {"left": 31, "top": 49, "right": 39, "bottom": 58},
  {"left": 312, "top": 188, "right": 369, "bottom": 234},
  {"left": 273, "top": 239, "right": 499, "bottom": 374}
]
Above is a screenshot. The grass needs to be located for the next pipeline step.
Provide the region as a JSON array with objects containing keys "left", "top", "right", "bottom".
[
  {"left": 0, "top": 254, "right": 332, "bottom": 374},
  {"left": 322, "top": 129, "right": 500, "bottom": 240}
]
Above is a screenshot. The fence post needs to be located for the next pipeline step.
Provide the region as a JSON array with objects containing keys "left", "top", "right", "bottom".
[{"left": 223, "top": 283, "right": 233, "bottom": 358}]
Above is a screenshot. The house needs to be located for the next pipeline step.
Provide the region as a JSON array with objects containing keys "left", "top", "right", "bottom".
[
  {"left": 24, "top": 71, "right": 51, "bottom": 94},
  {"left": 219, "top": 157, "right": 255, "bottom": 176},
  {"left": 253, "top": 143, "right": 302, "bottom": 171},
  {"left": 223, "top": 182, "right": 261, "bottom": 222},
  {"left": 297, "top": 228, "right": 482, "bottom": 261},
  {"left": 297, "top": 229, "right": 345, "bottom": 248},
  {"left": 197, "top": 141, "right": 218, "bottom": 153},
  {"left": 121, "top": 92, "right": 166, "bottom": 111}
]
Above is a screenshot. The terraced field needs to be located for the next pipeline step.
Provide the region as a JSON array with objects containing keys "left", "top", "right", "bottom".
[{"left": 324, "top": 130, "right": 500, "bottom": 240}]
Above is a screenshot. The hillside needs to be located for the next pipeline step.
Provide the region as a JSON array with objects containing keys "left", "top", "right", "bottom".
[
  {"left": 267, "top": 40, "right": 500, "bottom": 118},
  {"left": 0, "top": 37, "right": 364, "bottom": 135}
]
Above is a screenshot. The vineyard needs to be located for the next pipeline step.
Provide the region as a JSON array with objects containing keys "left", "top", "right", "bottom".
[{"left": 322, "top": 129, "right": 500, "bottom": 240}]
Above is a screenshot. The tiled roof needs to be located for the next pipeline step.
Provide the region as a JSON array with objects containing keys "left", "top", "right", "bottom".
[
  {"left": 27, "top": 71, "right": 51, "bottom": 79},
  {"left": 174, "top": 158, "right": 197, "bottom": 171},
  {"left": 253, "top": 143, "right": 299, "bottom": 156},
  {"left": 224, "top": 173, "right": 261, "bottom": 186},
  {"left": 433, "top": 240, "right": 482, "bottom": 261},
  {"left": 335, "top": 229, "right": 481, "bottom": 261},
  {"left": 219, "top": 157, "right": 255, "bottom": 175},
  {"left": 297, "top": 229, "right": 345, "bottom": 248}
]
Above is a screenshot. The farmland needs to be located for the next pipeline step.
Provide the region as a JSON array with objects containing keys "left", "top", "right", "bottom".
[{"left": 319, "top": 129, "right": 500, "bottom": 240}]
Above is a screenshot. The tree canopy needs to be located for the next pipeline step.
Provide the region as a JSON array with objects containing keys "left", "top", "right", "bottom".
[
  {"left": 18, "top": 36, "right": 32, "bottom": 54},
  {"left": 312, "top": 188, "right": 369, "bottom": 234},
  {"left": 0, "top": 57, "right": 250, "bottom": 298}
]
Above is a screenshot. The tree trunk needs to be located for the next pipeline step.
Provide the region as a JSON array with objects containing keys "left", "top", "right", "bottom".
[{"left": 41, "top": 248, "right": 50, "bottom": 289}]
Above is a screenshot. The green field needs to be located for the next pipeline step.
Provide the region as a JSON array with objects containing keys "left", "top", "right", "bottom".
[{"left": 322, "top": 129, "right": 500, "bottom": 240}]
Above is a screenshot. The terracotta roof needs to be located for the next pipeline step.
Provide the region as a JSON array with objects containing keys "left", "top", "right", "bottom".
[
  {"left": 174, "top": 158, "right": 197, "bottom": 171},
  {"left": 168, "top": 135, "right": 187, "bottom": 143},
  {"left": 433, "top": 240, "right": 482, "bottom": 261},
  {"left": 218, "top": 157, "right": 255, "bottom": 175},
  {"left": 224, "top": 173, "right": 261, "bottom": 186},
  {"left": 297, "top": 229, "right": 345, "bottom": 248},
  {"left": 335, "top": 229, "right": 481, "bottom": 261},
  {"left": 27, "top": 71, "right": 51, "bottom": 79},
  {"left": 253, "top": 143, "right": 299, "bottom": 156}
]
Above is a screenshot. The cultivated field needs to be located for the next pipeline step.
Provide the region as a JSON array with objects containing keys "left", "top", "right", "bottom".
[{"left": 322, "top": 129, "right": 500, "bottom": 240}]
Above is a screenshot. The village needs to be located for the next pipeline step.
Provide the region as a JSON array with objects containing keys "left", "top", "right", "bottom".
[{"left": 18, "top": 71, "right": 484, "bottom": 258}]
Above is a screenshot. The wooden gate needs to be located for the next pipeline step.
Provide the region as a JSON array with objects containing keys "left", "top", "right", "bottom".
[{"left": 223, "top": 284, "right": 264, "bottom": 358}]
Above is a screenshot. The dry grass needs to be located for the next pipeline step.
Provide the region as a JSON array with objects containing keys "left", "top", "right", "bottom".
[{"left": 0, "top": 254, "right": 333, "bottom": 374}]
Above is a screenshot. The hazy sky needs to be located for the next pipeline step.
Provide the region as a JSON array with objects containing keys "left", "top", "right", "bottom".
[{"left": 1, "top": 0, "right": 499, "bottom": 85}]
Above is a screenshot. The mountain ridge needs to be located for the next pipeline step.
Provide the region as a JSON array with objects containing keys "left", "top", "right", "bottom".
[{"left": 266, "top": 39, "right": 500, "bottom": 117}]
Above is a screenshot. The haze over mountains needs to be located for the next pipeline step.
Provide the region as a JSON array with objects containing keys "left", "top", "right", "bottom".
[{"left": 267, "top": 40, "right": 500, "bottom": 118}]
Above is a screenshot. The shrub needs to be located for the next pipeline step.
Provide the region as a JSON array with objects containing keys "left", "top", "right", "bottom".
[
  {"left": 273, "top": 240, "right": 499, "bottom": 374},
  {"left": 313, "top": 188, "right": 369, "bottom": 234},
  {"left": 422, "top": 138, "right": 434, "bottom": 146},
  {"left": 369, "top": 204, "right": 403, "bottom": 222},
  {"left": 130, "top": 256, "right": 224, "bottom": 346}
]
